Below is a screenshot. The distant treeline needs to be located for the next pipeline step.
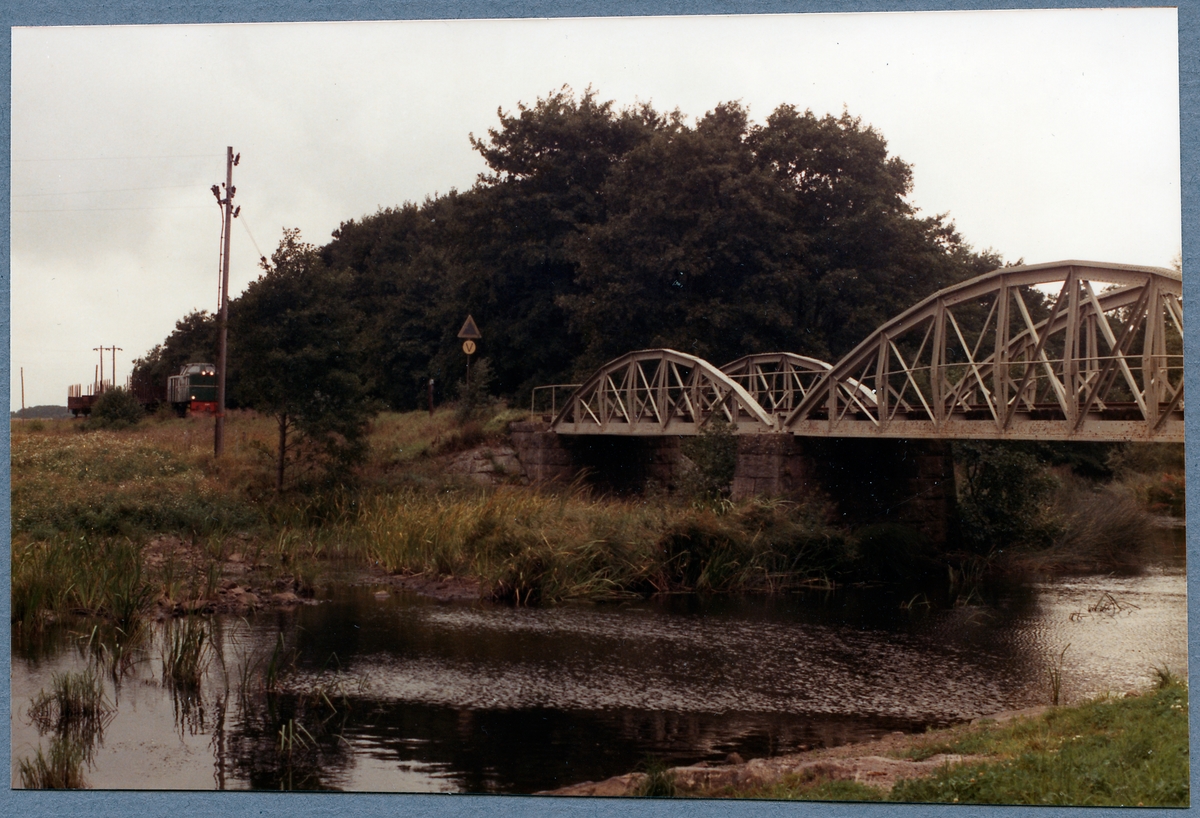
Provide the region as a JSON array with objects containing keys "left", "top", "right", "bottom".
[
  {"left": 134, "top": 87, "right": 1015, "bottom": 411},
  {"left": 12, "top": 405, "right": 71, "bottom": 420}
]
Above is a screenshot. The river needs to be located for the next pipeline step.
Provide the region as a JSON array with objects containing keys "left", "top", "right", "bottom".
[{"left": 10, "top": 547, "right": 1187, "bottom": 792}]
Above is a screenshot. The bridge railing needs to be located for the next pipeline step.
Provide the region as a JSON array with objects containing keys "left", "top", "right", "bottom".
[{"left": 530, "top": 384, "right": 581, "bottom": 420}]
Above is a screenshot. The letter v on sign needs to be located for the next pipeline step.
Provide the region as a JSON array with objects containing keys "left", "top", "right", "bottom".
[{"left": 457, "top": 315, "right": 482, "bottom": 340}]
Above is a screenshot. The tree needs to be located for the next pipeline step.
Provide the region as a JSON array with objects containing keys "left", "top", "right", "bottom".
[
  {"left": 561, "top": 101, "right": 1005, "bottom": 370},
  {"left": 148, "top": 91, "right": 1011, "bottom": 416},
  {"left": 459, "top": 86, "right": 666, "bottom": 396},
  {"left": 561, "top": 102, "right": 805, "bottom": 369},
  {"left": 230, "top": 229, "right": 374, "bottom": 491}
]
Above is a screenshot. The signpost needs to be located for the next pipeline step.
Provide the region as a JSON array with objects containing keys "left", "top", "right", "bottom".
[{"left": 457, "top": 315, "right": 482, "bottom": 389}]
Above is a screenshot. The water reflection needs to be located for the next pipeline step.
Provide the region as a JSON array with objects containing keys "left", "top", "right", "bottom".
[{"left": 11, "top": 561, "right": 1188, "bottom": 793}]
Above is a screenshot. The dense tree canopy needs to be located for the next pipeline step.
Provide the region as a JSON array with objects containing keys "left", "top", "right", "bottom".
[{"left": 137, "top": 87, "right": 1007, "bottom": 414}]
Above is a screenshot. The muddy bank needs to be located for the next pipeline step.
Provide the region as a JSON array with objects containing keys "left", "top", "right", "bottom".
[
  {"left": 542, "top": 706, "right": 1054, "bottom": 798},
  {"left": 363, "top": 569, "right": 483, "bottom": 601},
  {"left": 144, "top": 534, "right": 319, "bottom": 618}
]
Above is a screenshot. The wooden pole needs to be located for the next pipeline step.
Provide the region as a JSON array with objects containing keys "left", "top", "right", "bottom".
[{"left": 215, "top": 146, "right": 235, "bottom": 457}]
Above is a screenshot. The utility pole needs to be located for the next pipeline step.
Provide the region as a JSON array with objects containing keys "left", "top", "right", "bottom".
[
  {"left": 111, "top": 346, "right": 122, "bottom": 390},
  {"left": 212, "top": 147, "right": 240, "bottom": 457},
  {"left": 21, "top": 367, "right": 25, "bottom": 415},
  {"left": 93, "top": 346, "right": 105, "bottom": 393},
  {"left": 93, "top": 345, "right": 122, "bottom": 394}
]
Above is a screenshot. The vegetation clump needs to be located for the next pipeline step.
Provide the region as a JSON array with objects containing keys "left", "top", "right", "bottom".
[
  {"left": 679, "top": 418, "right": 738, "bottom": 501},
  {"left": 19, "top": 668, "right": 115, "bottom": 789},
  {"left": 635, "top": 757, "right": 679, "bottom": 797},
  {"left": 86, "top": 387, "right": 145, "bottom": 430}
]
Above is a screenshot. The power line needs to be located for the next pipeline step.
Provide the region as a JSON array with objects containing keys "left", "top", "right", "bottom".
[
  {"left": 14, "top": 183, "right": 207, "bottom": 197},
  {"left": 13, "top": 205, "right": 212, "bottom": 213},
  {"left": 237, "top": 209, "right": 268, "bottom": 265},
  {"left": 13, "top": 153, "right": 224, "bottom": 162}
]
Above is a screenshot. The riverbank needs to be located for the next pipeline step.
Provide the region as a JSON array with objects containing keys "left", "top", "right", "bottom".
[
  {"left": 10, "top": 409, "right": 1182, "bottom": 631},
  {"left": 10, "top": 410, "right": 852, "bottom": 629},
  {"left": 548, "top": 675, "right": 1189, "bottom": 807}
]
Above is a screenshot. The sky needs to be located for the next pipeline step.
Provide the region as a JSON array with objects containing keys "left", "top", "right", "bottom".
[{"left": 9, "top": 8, "right": 1181, "bottom": 411}]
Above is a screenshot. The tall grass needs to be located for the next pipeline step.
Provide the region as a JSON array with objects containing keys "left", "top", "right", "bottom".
[
  {"left": 336, "top": 488, "right": 847, "bottom": 603},
  {"left": 12, "top": 536, "right": 155, "bottom": 628},
  {"left": 162, "top": 616, "right": 210, "bottom": 692},
  {"left": 18, "top": 738, "right": 88, "bottom": 789},
  {"left": 14, "top": 411, "right": 853, "bottom": 611},
  {"left": 21, "top": 667, "right": 114, "bottom": 788}
]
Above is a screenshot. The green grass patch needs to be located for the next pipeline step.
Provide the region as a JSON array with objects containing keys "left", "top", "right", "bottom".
[{"left": 891, "top": 680, "right": 1189, "bottom": 807}]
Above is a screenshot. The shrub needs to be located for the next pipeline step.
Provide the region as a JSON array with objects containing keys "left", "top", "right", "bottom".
[
  {"left": 954, "top": 441, "right": 1058, "bottom": 554},
  {"left": 1145, "top": 472, "right": 1185, "bottom": 517},
  {"left": 679, "top": 418, "right": 737, "bottom": 499},
  {"left": 87, "top": 387, "right": 145, "bottom": 430},
  {"left": 455, "top": 357, "right": 496, "bottom": 423}
]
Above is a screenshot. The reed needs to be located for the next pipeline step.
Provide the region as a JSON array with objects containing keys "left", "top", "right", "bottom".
[
  {"left": 634, "top": 756, "right": 678, "bottom": 797},
  {"left": 162, "top": 616, "right": 210, "bottom": 692},
  {"left": 28, "top": 668, "right": 112, "bottom": 734},
  {"left": 17, "top": 737, "right": 88, "bottom": 789}
]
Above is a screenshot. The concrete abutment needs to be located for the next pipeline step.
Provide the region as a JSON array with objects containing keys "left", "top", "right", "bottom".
[{"left": 508, "top": 422, "right": 957, "bottom": 545}]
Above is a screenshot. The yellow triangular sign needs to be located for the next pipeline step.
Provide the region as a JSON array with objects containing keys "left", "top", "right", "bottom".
[{"left": 457, "top": 315, "right": 482, "bottom": 340}]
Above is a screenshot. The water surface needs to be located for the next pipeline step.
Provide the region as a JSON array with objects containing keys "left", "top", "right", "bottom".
[{"left": 11, "top": 561, "right": 1187, "bottom": 792}]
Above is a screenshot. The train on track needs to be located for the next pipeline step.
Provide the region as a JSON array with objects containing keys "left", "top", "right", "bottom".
[{"left": 69, "top": 362, "right": 218, "bottom": 418}]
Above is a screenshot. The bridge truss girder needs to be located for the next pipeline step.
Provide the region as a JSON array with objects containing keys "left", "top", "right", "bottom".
[
  {"left": 719, "top": 352, "right": 876, "bottom": 417},
  {"left": 785, "top": 261, "right": 1183, "bottom": 441},
  {"left": 551, "top": 349, "right": 777, "bottom": 435}
]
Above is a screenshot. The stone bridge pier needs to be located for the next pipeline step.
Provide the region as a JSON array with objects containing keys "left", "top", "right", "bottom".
[
  {"left": 509, "top": 422, "right": 957, "bottom": 546},
  {"left": 732, "top": 436, "right": 957, "bottom": 547}
]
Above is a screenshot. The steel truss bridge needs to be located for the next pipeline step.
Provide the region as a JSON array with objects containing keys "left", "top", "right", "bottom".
[{"left": 549, "top": 261, "right": 1184, "bottom": 442}]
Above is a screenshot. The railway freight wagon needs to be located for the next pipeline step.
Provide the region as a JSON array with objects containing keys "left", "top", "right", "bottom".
[
  {"left": 167, "top": 362, "right": 218, "bottom": 416},
  {"left": 67, "top": 384, "right": 99, "bottom": 417}
]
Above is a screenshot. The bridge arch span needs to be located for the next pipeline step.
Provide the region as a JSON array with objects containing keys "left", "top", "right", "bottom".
[
  {"left": 785, "top": 261, "right": 1183, "bottom": 441},
  {"left": 719, "top": 352, "right": 876, "bottom": 416},
  {"left": 551, "top": 349, "right": 777, "bottom": 435}
]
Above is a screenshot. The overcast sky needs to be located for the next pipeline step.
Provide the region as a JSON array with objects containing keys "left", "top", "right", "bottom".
[{"left": 9, "top": 8, "right": 1180, "bottom": 411}]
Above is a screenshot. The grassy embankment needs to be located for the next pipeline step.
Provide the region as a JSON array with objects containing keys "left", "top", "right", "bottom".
[
  {"left": 12, "top": 407, "right": 1181, "bottom": 629},
  {"left": 11, "top": 408, "right": 849, "bottom": 628},
  {"left": 717, "top": 674, "right": 1189, "bottom": 807}
]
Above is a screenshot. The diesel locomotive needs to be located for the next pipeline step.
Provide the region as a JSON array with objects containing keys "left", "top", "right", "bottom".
[{"left": 167, "top": 362, "right": 218, "bottom": 416}]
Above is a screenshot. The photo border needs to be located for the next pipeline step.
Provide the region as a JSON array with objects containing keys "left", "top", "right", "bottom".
[{"left": 2, "top": 1, "right": 1194, "bottom": 817}]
